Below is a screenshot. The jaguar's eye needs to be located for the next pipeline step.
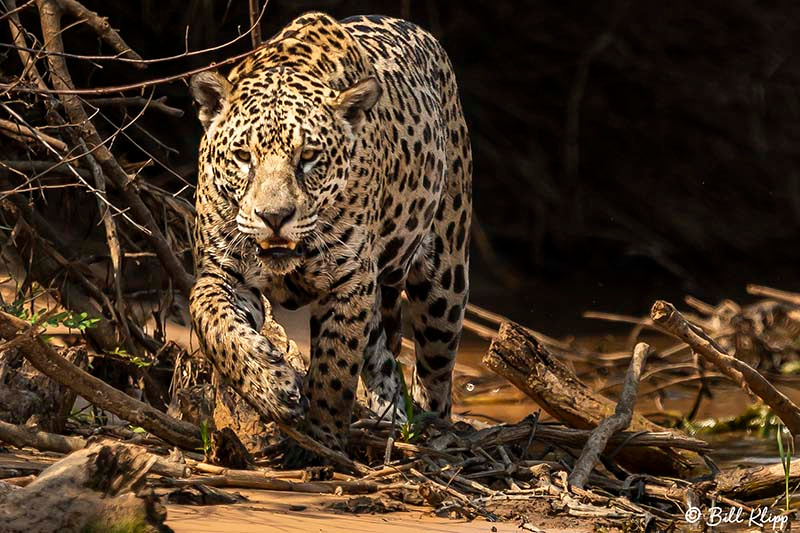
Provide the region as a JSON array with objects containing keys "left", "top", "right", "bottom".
[
  {"left": 233, "top": 149, "right": 251, "bottom": 164},
  {"left": 300, "top": 148, "right": 319, "bottom": 162}
]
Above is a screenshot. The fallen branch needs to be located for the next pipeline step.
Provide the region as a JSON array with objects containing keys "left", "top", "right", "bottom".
[
  {"left": 569, "top": 342, "right": 651, "bottom": 489},
  {"left": 714, "top": 458, "right": 800, "bottom": 501},
  {"left": 0, "top": 310, "right": 202, "bottom": 450},
  {"left": 167, "top": 472, "right": 378, "bottom": 495},
  {"left": 467, "top": 421, "right": 710, "bottom": 454},
  {"left": 0, "top": 420, "right": 190, "bottom": 478},
  {"left": 650, "top": 300, "right": 800, "bottom": 436},
  {"left": 277, "top": 423, "right": 371, "bottom": 477},
  {"left": 746, "top": 284, "right": 800, "bottom": 307},
  {"left": 0, "top": 420, "right": 85, "bottom": 454}
]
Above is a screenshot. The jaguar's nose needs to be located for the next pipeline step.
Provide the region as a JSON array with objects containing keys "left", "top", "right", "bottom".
[{"left": 255, "top": 206, "right": 296, "bottom": 233}]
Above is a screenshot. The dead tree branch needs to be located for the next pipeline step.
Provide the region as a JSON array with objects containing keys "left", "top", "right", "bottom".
[
  {"left": 746, "top": 284, "right": 800, "bottom": 307},
  {"left": 36, "top": 0, "right": 195, "bottom": 297},
  {"left": 484, "top": 321, "right": 697, "bottom": 476},
  {"left": 650, "top": 300, "right": 800, "bottom": 436},
  {"left": 569, "top": 342, "right": 651, "bottom": 489},
  {"left": 0, "top": 419, "right": 85, "bottom": 454},
  {"left": 56, "top": 0, "right": 144, "bottom": 64},
  {"left": 248, "top": 0, "right": 264, "bottom": 48}
]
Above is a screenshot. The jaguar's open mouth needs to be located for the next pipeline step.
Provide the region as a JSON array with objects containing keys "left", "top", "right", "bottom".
[{"left": 256, "top": 237, "right": 304, "bottom": 258}]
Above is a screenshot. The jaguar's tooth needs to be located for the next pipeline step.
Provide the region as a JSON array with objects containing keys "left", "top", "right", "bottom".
[
  {"left": 286, "top": 241, "right": 297, "bottom": 250},
  {"left": 258, "top": 241, "right": 270, "bottom": 250}
]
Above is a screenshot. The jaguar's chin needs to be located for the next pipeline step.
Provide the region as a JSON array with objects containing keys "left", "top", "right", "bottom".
[{"left": 254, "top": 237, "right": 305, "bottom": 274}]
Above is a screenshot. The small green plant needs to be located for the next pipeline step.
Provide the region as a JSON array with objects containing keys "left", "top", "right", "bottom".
[
  {"left": 198, "top": 420, "right": 212, "bottom": 455},
  {"left": 776, "top": 423, "right": 793, "bottom": 512},
  {"left": 106, "top": 347, "right": 153, "bottom": 368},
  {"left": 396, "top": 365, "right": 436, "bottom": 443},
  {"left": 1, "top": 296, "right": 100, "bottom": 333},
  {"left": 69, "top": 404, "right": 94, "bottom": 424}
]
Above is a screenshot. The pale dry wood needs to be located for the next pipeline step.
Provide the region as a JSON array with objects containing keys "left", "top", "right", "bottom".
[
  {"left": 168, "top": 472, "right": 379, "bottom": 494},
  {"left": 0, "top": 420, "right": 191, "bottom": 478},
  {"left": 0, "top": 443, "right": 167, "bottom": 532},
  {"left": 714, "top": 458, "right": 800, "bottom": 500},
  {"left": 0, "top": 475, "right": 35, "bottom": 487},
  {"left": 5, "top": 0, "right": 48, "bottom": 90},
  {"left": 0, "top": 118, "right": 67, "bottom": 152},
  {"left": 0, "top": 420, "right": 85, "bottom": 454},
  {"left": 746, "top": 284, "right": 800, "bottom": 307},
  {"left": 466, "top": 417, "right": 709, "bottom": 453},
  {"left": 568, "top": 342, "right": 651, "bottom": 489}
]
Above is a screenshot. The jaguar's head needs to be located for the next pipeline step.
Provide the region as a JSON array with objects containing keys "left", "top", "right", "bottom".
[{"left": 191, "top": 67, "right": 381, "bottom": 274}]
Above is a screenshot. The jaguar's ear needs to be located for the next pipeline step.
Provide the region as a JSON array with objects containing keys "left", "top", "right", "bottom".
[
  {"left": 333, "top": 77, "right": 382, "bottom": 129},
  {"left": 190, "top": 71, "right": 232, "bottom": 130}
]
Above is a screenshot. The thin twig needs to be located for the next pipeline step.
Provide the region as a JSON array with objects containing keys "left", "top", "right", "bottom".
[
  {"left": 36, "top": 0, "right": 195, "bottom": 296},
  {"left": 248, "top": 0, "right": 264, "bottom": 48},
  {"left": 56, "top": 0, "right": 144, "bottom": 65}
]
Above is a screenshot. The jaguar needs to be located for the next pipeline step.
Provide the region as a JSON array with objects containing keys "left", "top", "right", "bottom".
[{"left": 189, "top": 11, "right": 472, "bottom": 451}]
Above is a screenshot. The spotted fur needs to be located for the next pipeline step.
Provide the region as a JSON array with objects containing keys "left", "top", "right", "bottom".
[{"left": 189, "top": 12, "right": 472, "bottom": 450}]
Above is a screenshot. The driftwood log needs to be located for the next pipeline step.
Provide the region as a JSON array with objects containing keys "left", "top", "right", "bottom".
[
  {"left": 714, "top": 459, "right": 800, "bottom": 501},
  {"left": 483, "top": 321, "right": 699, "bottom": 476},
  {"left": 0, "top": 443, "right": 170, "bottom": 533},
  {"left": 0, "top": 421, "right": 190, "bottom": 478}
]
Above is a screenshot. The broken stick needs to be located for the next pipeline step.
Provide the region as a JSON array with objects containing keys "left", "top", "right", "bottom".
[
  {"left": 650, "top": 300, "right": 800, "bottom": 436},
  {"left": 569, "top": 342, "right": 651, "bottom": 489}
]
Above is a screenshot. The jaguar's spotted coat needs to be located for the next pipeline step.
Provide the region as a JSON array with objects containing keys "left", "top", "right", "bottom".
[{"left": 189, "top": 12, "right": 472, "bottom": 450}]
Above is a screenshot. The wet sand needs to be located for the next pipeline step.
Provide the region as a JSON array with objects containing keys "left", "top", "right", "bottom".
[{"left": 165, "top": 488, "right": 596, "bottom": 533}]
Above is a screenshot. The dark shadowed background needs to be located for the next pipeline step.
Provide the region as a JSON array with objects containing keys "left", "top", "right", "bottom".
[{"left": 6, "top": 0, "right": 800, "bottom": 335}]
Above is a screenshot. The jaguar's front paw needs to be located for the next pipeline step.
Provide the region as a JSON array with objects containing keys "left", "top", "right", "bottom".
[
  {"left": 243, "top": 349, "right": 307, "bottom": 424},
  {"left": 266, "top": 364, "right": 307, "bottom": 423}
]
